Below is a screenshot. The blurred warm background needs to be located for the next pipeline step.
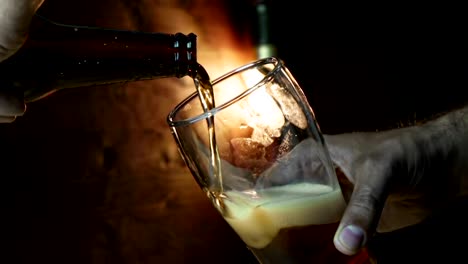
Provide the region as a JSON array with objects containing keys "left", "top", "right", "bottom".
[
  {"left": 4, "top": 0, "right": 258, "bottom": 263},
  {"left": 1, "top": 1, "right": 467, "bottom": 263}
]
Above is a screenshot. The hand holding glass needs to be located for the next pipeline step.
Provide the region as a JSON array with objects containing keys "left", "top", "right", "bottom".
[{"left": 167, "top": 57, "right": 360, "bottom": 263}]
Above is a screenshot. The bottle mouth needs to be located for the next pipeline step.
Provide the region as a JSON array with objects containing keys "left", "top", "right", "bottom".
[{"left": 174, "top": 33, "right": 197, "bottom": 78}]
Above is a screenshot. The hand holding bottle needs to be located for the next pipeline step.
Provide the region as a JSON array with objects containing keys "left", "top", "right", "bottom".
[{"left": 0, "top": 0, "right": 44, "bottom": 123}]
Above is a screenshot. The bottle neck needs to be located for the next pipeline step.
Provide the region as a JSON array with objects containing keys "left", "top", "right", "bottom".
[{"left": 1, "top": 15, "right": 198, "bottom": 102}]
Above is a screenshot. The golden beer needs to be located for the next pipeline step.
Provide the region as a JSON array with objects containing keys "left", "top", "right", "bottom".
[{"left": 222, "top": 183, "right": 369, "bottom": 263}]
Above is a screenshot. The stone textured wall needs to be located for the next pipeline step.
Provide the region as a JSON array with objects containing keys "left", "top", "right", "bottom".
[{"left": 2, "top": 0, "right": 258, "bottom": 263}]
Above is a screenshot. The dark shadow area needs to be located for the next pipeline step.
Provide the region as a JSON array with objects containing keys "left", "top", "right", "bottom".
[
  {"left": 268, "top": 2, "right": 467, "bottom": 134},
  {"left": 368, "top": 197, "right": 468, "bottom": 263}
]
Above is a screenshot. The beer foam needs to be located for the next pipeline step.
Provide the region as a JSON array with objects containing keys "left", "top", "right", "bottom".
[{"left": 223, "top": 183, "right": 346, "bottom": 249}]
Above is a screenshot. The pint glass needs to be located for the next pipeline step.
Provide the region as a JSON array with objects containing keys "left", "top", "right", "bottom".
[{"left": 167, "top": 57, "right": 369, "bottom": 263}]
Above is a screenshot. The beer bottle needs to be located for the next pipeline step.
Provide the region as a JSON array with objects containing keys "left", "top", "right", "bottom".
[{"left": 0, "top": 14, "right": 197, "bottom": 103}]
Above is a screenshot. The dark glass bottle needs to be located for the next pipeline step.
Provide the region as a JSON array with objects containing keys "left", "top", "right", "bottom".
[{"left": 0, "top": 15, "right": 197, "bottom": 103}]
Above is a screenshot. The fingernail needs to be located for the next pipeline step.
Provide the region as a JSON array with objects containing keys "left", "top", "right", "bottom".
[{"left": 336, "top": 225, "right": 365, "bottom": 254}]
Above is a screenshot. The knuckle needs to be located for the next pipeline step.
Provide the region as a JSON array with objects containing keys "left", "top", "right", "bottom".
[{"left": 350, "top": 185, "right": 384, "bottom": 217}]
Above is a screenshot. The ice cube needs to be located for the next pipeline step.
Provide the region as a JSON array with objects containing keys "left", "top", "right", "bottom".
[
  {"left": 243, "top": 86, "right": 285, "bottom": 146},
  {"left": 230, "top": 137, "right": 272, "bottom": 176},
  {"left": 267, "top": 83, "right": 307, "bottom": 129}
]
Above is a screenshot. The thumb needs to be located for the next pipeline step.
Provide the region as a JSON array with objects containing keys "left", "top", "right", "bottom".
[{"left": 333, "top": 182, "right": 387, "bottom": 255}]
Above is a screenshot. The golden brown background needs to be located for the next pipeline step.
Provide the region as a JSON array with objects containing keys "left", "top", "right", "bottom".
[
  {"left": 4, "top": 0, "right": 258, "bottom": 263},
  {"left": 2, "top": 1, "right": 467, "bottom": 263}
]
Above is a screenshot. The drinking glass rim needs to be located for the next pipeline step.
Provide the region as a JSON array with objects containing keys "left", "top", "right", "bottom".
[{"left": 167, "top": 56, "right": 283, "bottom": 127}]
